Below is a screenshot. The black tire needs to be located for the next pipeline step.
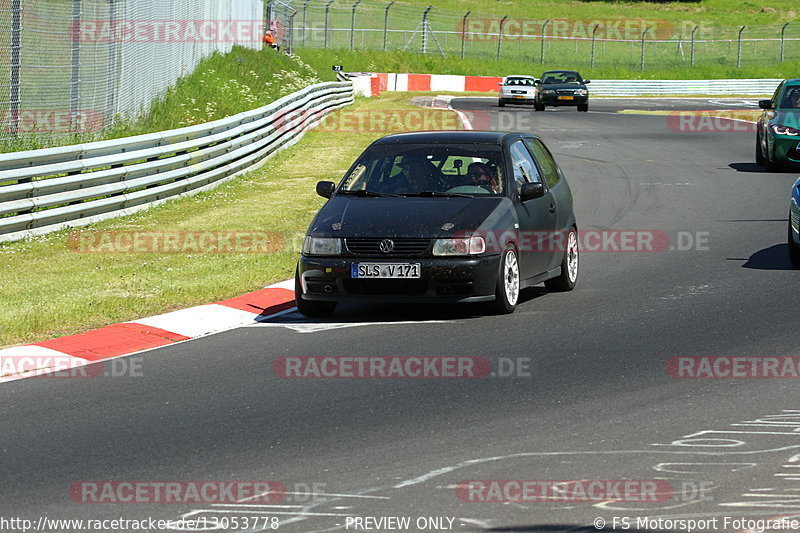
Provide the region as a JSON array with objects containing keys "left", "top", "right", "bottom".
[
  {"left": 534, "top": 101, "right": 545, "bottom": 111},
  {"left": 545, "top": 227, "right": 579, "bottom": 292},
  {"left": 789, "top": 219, "right": 800, "bottom": 267},
  {"left": 498, "top": 99, "right": 505, "bottom": 107},
  {"left": 295, "top": 268, "right": 337, "bottom": 318},
  {"left": 578, "top": 104, "right": 588, "bottom": 112},
  {"left": 489, "top": 247, "right": 520, "bottom": 314},
  {"left": 756, "top": 134, "right": 765, "bottom": 166}
]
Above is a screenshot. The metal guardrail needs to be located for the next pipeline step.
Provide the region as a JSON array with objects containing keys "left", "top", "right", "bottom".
[
  {"left": 0, "top": 81, "right": 354, "bottom": 243},
  {"left": 588, "top": 79, "right": 782, "bottom": 96}
]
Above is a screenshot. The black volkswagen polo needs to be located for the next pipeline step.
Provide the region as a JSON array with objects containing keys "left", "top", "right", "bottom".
[{"left": 295, "top": 131, "right": 578, "bottom": 317}]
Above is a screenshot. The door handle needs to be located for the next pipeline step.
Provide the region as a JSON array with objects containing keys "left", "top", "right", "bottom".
[{"left": 549, "top": 203, "right": 556, "bottom": 213}]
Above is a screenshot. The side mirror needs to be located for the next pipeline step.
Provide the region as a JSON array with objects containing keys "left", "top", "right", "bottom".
[
  {"left": 316, "top": 181, "right": 336, "bottom": 199},
  {"left": 498, "top": 82, "right": 503, "bottom": 86},
  {"left": 520, "top": 182, "right": 545, "bottom": 201},
  {"left": 583, "top": 79, "right": 591, "bottom": 84},
  {"left": 534, "top": 79, "right": 541, "bottom": 85},
  {"left": 759, "top": 99, "right": 773, "bottom": 110}
]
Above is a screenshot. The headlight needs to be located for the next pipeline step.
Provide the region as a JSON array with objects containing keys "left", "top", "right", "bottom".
[
  {"left": 542, "top": 89, "right": 555, "bottom": 94},
  {"left": 302, "top": 236, "right": 342, "bottom": 256},
  {"left": 432, "top": 236, "right": 486, "bottom": 256},
  {"left": 575, "top": 89, "right": 588, "bottom": 95},
  {"left": 770, "top": 124, "right": 800, "bottom": 136}
]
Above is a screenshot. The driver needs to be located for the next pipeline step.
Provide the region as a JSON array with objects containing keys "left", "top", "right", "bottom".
[{"left": 467, "top": 162, "right": 500, "bottom": 193}]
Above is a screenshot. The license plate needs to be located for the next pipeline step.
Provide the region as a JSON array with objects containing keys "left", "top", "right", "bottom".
[
  {"left": 351, "top": 263, "right": 421, "bottom": 279},
  {"left": 513, "top": 95, "right": 526, "bottom": 99},
  {"left": 557, "top": 95, "right": 574, "bottom": 100}
]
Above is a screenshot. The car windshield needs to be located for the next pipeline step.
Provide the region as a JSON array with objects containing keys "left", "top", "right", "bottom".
[
  {"left": 541, "top": 71, "right": 581, "bottom": 84},
  {"left": 339, "top": 143, "right": 505, "bottom": 196},
  {"left": 504, "top": 78, "right": 535, "bottom": 86},
  {"left": 779, "top": 86, "right": 800, "bottom": 109}
]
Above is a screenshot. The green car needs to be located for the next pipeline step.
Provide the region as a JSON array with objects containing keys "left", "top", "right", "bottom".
[{"left": 756, "top": 79, "right": 800, "bottom": 171}]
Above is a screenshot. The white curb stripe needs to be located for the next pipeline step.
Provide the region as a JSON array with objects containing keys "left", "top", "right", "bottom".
[{"left": 131, "top": 304, "right": 261, "bottom": 339}]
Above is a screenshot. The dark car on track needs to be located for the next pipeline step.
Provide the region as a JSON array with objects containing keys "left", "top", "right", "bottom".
[
  {"left": 789, "top": 177, "right": 800, "bottom": 266},
  {"left": 295, "top": 131, "right": 578, "bottom": 317},
  {"left": 757, "top": 78, "right": 800, "bottom": 171},
  {"left": 534, "top": 70, "right": 590, "bottom": 112}
]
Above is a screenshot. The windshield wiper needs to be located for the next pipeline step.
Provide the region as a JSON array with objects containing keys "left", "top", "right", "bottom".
[
  {"left": 337, "top": 189, "right": 402, "bottom": 197},
  {"left": 401, "top": 191, "right": 473, "bottom": 198}
]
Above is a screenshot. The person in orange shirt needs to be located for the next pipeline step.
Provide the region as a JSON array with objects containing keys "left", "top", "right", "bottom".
[{"left": 263, "top": 31, "right": 279, "bottom": 51}]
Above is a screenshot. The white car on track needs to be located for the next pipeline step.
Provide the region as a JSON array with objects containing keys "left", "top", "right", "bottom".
[{"left": 498, "top": 75, "right": 538, "bottom": 108}]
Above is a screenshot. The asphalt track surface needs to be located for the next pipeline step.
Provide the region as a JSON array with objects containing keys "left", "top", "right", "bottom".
[{"left": 2, "top": 98, "right": 800, "bottom": 533}]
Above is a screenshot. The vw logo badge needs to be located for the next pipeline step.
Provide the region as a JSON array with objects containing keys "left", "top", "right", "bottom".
[{"left": 379, "top": 239, "right": 395, "bottom": 254}]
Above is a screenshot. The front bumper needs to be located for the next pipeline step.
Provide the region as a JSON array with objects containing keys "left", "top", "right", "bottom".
[
  {"left": 298, "top": 255, "right": 501, "bottom": 303},
  {"left": 500, "top": 94, "right": 536, "bottom": 104},
  {"left": 540, "top": 94, "right": 588, "bottom": 106},
  {"left": 770, "top": 135, "right": 800, "bottom": 164}
]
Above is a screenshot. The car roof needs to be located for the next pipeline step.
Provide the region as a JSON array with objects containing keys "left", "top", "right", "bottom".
[
  {"left": 371, "top": 131, "right": 534, "bottom": 145},
  {"left": 543, "top": 70, "right": 580, "bottom": 75},
  {"left": 504, "top": 75, "right": 535, "bottom": 79}
]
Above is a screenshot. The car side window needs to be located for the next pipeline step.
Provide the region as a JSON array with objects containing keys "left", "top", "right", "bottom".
[
  {"left": 524, "top": 138, "right": 560, "bottom": 189},
  {"left": 509, "top": 141, "right": 542, "bottom": 188},
  {"left": 773, "top": 82, "right": 784, "bottom": 108}
]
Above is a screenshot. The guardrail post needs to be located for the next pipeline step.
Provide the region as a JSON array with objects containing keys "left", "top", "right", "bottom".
[
  {"left": 323, "top": 0, "right": 334, "bottom": 48},
  {"left": 70, "top": 0, "right": 81, "bottom": 132},
  {"left": 460, "top": 10, "right": 470, "bottom": 59},
  {"left": 690, "top": 25, "right": 698, "bottom": 67},
  {"left": 640, "top": 27, "right": 650, "bottom": 71},
  {"left": 349, "top": 0, "right": 361, "bottom": 50},
  {"left": 590, "top": 24, "right": 599, "bottom": 68},
  {"left": 288, "top": 10, "right": 297, "bottom": 55},
  {"left": 540, "top": 19, "right": 550, "bottom": 64},
  {"left": 301, "top": 0, "right": 311, "bottom": 47},
  {"left": 737, "top": 25, "right": 745, "bottom": 69},
  {"left": 496, "top": 15, "right": 508, "bottom": 60},
  {"left": 781, "top": 22, "right": 789, "bottom": 62},
  {"left": 8, "top": 0, "right": 21, "bottom": 136},
  {"left": 383, "top": 1, "right": 394, "bottom": 50}
]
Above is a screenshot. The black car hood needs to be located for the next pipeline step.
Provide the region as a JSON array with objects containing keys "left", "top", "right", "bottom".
[
  {"left": 309, "top": 196, "right": 507, "bottom": 238},
  {"left": 540, "top": 83, "right": 587, "bottom": 91}
]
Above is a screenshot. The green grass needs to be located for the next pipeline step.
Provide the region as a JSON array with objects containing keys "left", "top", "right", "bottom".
[
  {"left": 0, "top": 46, "right": 335, "bottom": 153},
  {"left": 298, "top": 46, "right": 800, "bottom": 80},
  {"left": 0, "top": 92, "right": 460, "bottom": 348},
  {"left": 290, "top": 0, "right": 800, "bottom": 77},
  {"left": 391, "top": 0, "right": 799, "bottom": 26}
]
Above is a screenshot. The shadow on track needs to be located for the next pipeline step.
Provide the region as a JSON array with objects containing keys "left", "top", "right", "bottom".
[
  {"left": 261, "top": 287, "right": 550, "bottom": 325},
  {"left": 729, "top": 162, "right": 800, "bottom": 173},
  {"left": 731, "top": 243, "right": 796, "bottom": 270}
]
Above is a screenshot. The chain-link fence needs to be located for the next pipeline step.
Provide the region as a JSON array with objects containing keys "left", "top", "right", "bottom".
[
  {"left": 269, "top": 0, "right": 800, "bottom": 72},
  {"left": 0, "top": 0, "right": 263, "bottom": 143}
]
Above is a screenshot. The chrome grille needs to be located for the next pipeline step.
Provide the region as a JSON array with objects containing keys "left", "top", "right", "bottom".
[{"left": 345, "top": 238, "right": 430, "bottom": 256}]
